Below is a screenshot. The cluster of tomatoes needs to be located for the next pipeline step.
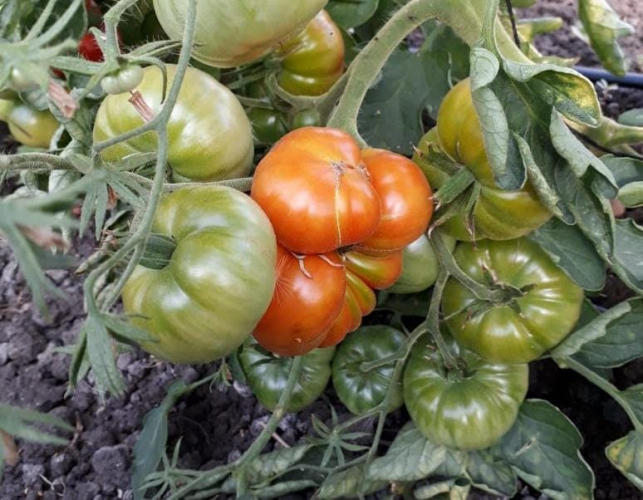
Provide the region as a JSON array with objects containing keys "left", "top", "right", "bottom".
[
  {"left": 250, "top": 127, "right": 434, "bottom": 355},
  {"left": 8, "top": 0, "right": 591, "bottom": 454}
]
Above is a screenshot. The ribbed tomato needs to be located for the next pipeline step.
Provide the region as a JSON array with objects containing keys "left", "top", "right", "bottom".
[
  {"left": 358, "top": 148, "right": 433, "bottom": 255},
  {"left": 251, "top": 127, "right": 381, "bottom": 254}
]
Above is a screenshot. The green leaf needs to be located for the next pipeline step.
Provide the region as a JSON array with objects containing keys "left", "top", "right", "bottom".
[
  {"left": 368, "top": 422, "right": 465, "bottom": 481},
  {"left": 421, "top": 21, "right": 470, "bottom": 85},
  {"left": 500, "top": 400, "right": 594, "bottom": 500},
  {"left": 327, "top": 0, "right": 379, "bottom": 29},
  {"left": 605, "top": 431, "right": 643, "bottom": 490},
  {"left": 466, "top": 448, "right": 517, "bottom": 497},
  {"left": 0, "top": 403, "right": 73, "bottom": 446},
  {"left": 619, "top": 182, "right": 643, "bottom": 208},
  {"left": 612, "top": 219, "right": 643, "bottom": 293},
  {"left": 358, "top": 47, "right": 454, "bottom": 155},
  {"left": 318, "top": 464, "right": 386, "bottom": 499},
  {"left": 84, "top": 314, "right": 126, "bottom": 398},
  {"left": 253, "top": 479, "right": 319, "bottom": 499},
  {"left": 528, "top": 218, "right": 606, "bottom": 291},
  {"left": 132, "top": 380, "right": 190, "bottom": 500},
  {"left": 578, "top": 0, "right": 635, "bottom": 76},
  {"left": 621, "top": 384, "right": 643, "bottom": 423},
  {"left": 618, "top": 109, "right": 643, "bottom": 127},
  {"left": 553, "top": 298, "right": 643, "bottom": 368}
]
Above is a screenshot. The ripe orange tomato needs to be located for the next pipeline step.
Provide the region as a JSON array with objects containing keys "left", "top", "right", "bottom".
[
  {"left": 254, "top": 245, "right": 346, "bottom": 356},
  {"left": 358, "top": 148, "right": 433, "bottom": 254},
  {"left": 251, "top": 127, "right": 381, "bottom": 254}
]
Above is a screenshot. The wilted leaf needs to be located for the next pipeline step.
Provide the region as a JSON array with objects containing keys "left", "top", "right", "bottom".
[
  {"left": 553, "top": 298, "right": 643, "bottom": 368},
  {"left": 605, "top": 431, "right": 643, "bottom": 490},
  {"left": 368, "top": 423, "right": 465, "bottom": 481},
  {"left": 501, "top": 400, "right": 594, "bottom": 499},
  {"left": 578, "top": 0, "right": 635, "bottom": 76},
  {"left": 247, "top": 445, "right": 313, "bottom": 484},
  {"left": 318, "top": 464, "right": 386, "bottom": 499}
]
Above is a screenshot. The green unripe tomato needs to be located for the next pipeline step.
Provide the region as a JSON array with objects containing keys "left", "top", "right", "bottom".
[
  {"left": 101, "top": 65, "right": 144, "bottom": 95},
  {"left": 152, "top": 0, "right": 328, "bottom": 68},
  {"left": 331, "top": 325, "right": 405, "bottom": 415},
  {"left": 239, "top": 338, "right": 335, "bottom": 412},
  {"left": 93, "top": 65, "right": 253, "bottom": 182},
  {"left": 290, "top": 109, "right": 321, "bottom": 130},
  {"left": 443, "top": 238, "right": 584, "bottom": 364},
  {"left": 389, "top": 232, "right": 456, "bottom": 294},
  {"left": 121, "top": 186, "right": 277, "bottom": 364},
  {"left": 414, "top": 79, "right": 551, "bottom": 241},
  {"left": 10, "top": 67, "right": 41, "bottom": 92},
  {"left": 404, "top": 335, "right": 529, "bottom": 450},
  {"left": 247, "top": 107, "right": 288, "bottom": 145},
  {"left": 0, "top": 100, "right": 59, "bottom": 148},
  {"left": 277, "top": 10, "right": 344, "bottom": 96}
]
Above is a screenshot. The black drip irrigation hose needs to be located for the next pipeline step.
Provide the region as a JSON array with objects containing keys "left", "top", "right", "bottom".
[{"left": 574, "top": 66, "right": 643, "bottom": 90}]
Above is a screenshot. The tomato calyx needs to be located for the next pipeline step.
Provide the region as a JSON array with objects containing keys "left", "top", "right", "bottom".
[{"left": 139, "top": 233, "right": 176, "bottom": 270}]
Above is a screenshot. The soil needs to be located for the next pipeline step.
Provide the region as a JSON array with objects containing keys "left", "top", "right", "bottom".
[{"left": 1, "top": 1, "right": 643, "bottom": 499}]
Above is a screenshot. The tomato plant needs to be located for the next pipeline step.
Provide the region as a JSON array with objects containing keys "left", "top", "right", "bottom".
[
  {"left": 94, "top": 64, "right": 254, "bottom": 182},
  {"left": 121, "top": 186, "right": 277, "bottom": 364},
  {"left": 239, "top": 338, "right": 335, "bottom": 412},
  {"left": 404, "top": 335, "right": 529, "bottom": 450},
  {"left": 442, "top": 237, "right": 584, "bottom": 363},
  {"left": 277, "top": 10, "right": 345, "bottom": 97}
]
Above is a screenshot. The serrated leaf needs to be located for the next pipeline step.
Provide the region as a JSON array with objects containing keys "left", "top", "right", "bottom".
[
  {"left": 0, "top": 404, "right": 72, "bottom": 447},
  {"left": 318, "top": 464, "right": 386, "bottom": 499},
  {"left": 553, "top": 298, "right": 643, "bottom": 368},
  {"left": 368, "top": 422, "right": 465, "bottom": 481},
  {"left": 327, "top": 0, "right": 379, "bottom": 29},
  {"left": 358, "top": 47, "right": 454, "bottom": 155},
  {"left": 605, "top": 431, "right": 643, "bottom": 490},
  {"left": 578, "top": 0, "right": 635, "bottom": 76},
  {"left": 84, "top": 314, "right": 126, "bottom": 398},
  {"left": 529, "top": 218, "right": 606, "bottom": 291},
  {"left": 132, "top": 380, "right": 190, "bottom": 500},
  {"left": 500, "top": 400, "right": 594, "bottom": 500},
  {"left": 466, "top": 448, "right": 517, "bottom": 497}
]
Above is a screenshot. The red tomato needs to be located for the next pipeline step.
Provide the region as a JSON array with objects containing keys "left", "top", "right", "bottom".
[
  {"left": 253, "top": 245, "right": 346, "bottom": 356},
  {"left": 251, "top": 127, "right": 381, "bottom": 254},
  {"left": 319, "top": 286, "right": 362, "bottom": 348},
  {"left": 79, "top": 31, "right": 104, "bottom": 61},
  {"left": 358, "top": 148, "right": 434, "bottom": 254}
]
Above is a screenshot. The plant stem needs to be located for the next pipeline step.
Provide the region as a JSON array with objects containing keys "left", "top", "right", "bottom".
[
  {"left": 560, "top": 356, "right": 643, "bottom": 432},
  {"left": 0, "top": 153, "right": 75, "bottom": 172},
  {"left": 427, "top": 269, "right": 459, "bottom": 369},
  {"left": 431, "top": 230, "right": 505, "bottom": 301},
  {"left": 234, "top": 355, "right": 304, "bottom": 496}
]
